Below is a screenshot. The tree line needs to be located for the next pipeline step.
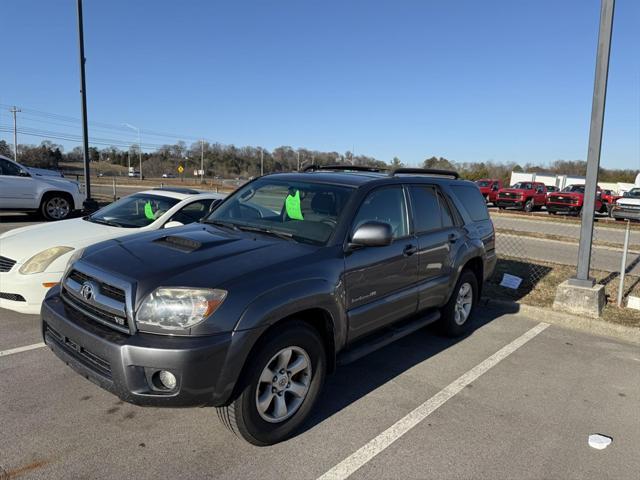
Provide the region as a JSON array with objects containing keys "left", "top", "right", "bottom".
[{"left": 1, "top": 139, "right": 636, "bottom": 184}]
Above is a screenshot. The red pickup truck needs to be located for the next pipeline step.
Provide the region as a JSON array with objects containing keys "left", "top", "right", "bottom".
[
  {"left": 601, "top": 189, "right": 622, "bottom": 212},
  {"left": 496, "top": 181, "right": 547, "bottom": 212},
  {"left": 546, "top": 184, "right": 606, "bottom": 216},
  {"left": 475, "top": 179, "right": 503, "bottom": 204}
]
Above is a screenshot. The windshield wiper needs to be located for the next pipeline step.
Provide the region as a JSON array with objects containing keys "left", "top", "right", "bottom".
[
  {"left": 86, "top": 217, "right": 122, "bottom": 228},
  {"left": 234, "top": 225, "right": 294, "bottom": 241},
  {"left": 204, "top": 219, "right": 240, "bottom": 231}
]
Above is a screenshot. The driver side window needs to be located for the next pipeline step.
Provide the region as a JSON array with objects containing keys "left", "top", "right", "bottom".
[
  {"left": 352, "top": 187, "right": 408, "bottom": 239},
  {"left": 0, "top": 159, "right": 22, "bottom": 176}
]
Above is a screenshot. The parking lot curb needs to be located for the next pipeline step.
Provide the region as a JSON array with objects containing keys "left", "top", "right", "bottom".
[{"left": 482, "top": 298, "right": 640, "bottom": 345}]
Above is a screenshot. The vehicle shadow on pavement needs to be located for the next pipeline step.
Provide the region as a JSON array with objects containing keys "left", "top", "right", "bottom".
[{"left": 298, "top": 303, "right": 519, "bottom": 436}]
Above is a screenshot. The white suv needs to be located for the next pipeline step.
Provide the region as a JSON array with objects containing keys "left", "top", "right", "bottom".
[{"left": 0, "top": 155, "right": 85, "bottom": 220}]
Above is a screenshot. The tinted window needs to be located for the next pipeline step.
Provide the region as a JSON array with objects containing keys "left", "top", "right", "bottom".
[
  {"left": 0, "top": 159, "right": 22, "bottom": 176},
  {"left": 438, "top": 191, "right": 455, "bottom": 227},
  {"left": 353, "top": 187, "right": 409, "bottom": 239},
  {"left": 451, "top": 185, "right": 490, "bottom": 222},
  {"left": 511, "top": 182, "right": 533, "bottom": 190},
  {"left": 410, "top": 186, "right": 441, "bottom": 232}
]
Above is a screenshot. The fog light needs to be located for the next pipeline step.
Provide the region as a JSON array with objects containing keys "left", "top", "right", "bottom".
[{"left": 158, "top": 370, "right": 177, "bottom": 390}]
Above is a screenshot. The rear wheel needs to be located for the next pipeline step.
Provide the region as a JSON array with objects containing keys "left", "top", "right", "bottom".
[
  {"left": 40, "top": 193, "right": 72, "bottom": 221},
  {"left": 439, "top": 270, "right": 478, "bottom": 337},
  {"left": 217, "top": 323, "right": 326, "bottom": 446}
]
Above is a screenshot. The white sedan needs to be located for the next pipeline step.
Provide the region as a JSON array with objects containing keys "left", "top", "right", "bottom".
[{"left": 0, "top": 188, "right": 225, "bottom": 314}]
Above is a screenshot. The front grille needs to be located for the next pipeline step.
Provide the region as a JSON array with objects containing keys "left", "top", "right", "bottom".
[
  {"left": 499, "top": 192, "right": 519, "bottom": 199},
  {"left": 549, "top": 196, "right": 577, "bottom": 204},
  {"left": 0, "top": 292, "right": 26, "bottom": 302},
  {"left": 61, "top": 288, "right": 129, "bottom": 334},
  {"left": 44, "top": 323, "right": 112, "bottom": 379},
  {"left": 0, "top": 256, "right": 17, "bottom": 272},
  {"left": 68, "top": 270, "right": 125, "bottom": 302}
]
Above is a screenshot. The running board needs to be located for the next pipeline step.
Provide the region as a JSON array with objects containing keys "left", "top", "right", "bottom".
[{"left": 337, "top": 311, "right": 440, "bottom": 366}]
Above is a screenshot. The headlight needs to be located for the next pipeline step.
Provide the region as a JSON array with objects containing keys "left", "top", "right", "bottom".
[
  {"left": 136, "top": 287, "right": 227, "bottom": 333},
  {"left": 19, "top": 246, "right": 75, "bottom": 275}
]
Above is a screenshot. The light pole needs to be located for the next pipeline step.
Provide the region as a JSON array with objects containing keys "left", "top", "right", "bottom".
[
  {"left": 123, "top": 123, "right": 142, "bottom": 180},
  {"left": 297, "top": 150, "right": 300, "bottom": 171},
  {"left": 9, "top": 106, "right": 20, "bottom": 161},
  {"left": 200, "top": 139, "right": 205, "bottom": 183},
  {"left": 260, "top": 148, "right": 264, "bottom": 176}
]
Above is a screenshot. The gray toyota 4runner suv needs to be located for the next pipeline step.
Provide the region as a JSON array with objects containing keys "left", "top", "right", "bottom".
[{"left": 41, "top": 166, "right": 495, "bottom": 445}]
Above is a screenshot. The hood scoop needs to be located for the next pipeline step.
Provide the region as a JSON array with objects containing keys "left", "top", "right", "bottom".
[{"left": 153, "top": 235, "right": 202, "bottom": 253}]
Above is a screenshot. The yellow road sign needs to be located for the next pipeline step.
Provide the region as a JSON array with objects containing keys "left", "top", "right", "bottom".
[{"left": 177, "top": 165, "right": 184, "bottom": 174}]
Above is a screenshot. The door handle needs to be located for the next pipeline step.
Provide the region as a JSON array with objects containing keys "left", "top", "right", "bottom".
[
  {"left": 403, "top": 244, "right": 418, "bottom": 256},
  {"left": 448, "top": 232, "right": 460, "bottom": 243}
]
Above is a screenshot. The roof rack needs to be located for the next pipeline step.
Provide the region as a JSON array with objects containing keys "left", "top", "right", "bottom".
[
  {"left": 303, "top": 164, "right": 387, "bottom": 173},
  {"left": 152, "top": 187, "right": 201, "bottom": 195},
  {"left": 388, "top": 167, "right": 459, "bottom": 179}
]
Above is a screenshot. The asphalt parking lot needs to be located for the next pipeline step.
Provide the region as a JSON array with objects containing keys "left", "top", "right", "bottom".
[
  {"left": 2, "top": 301, "right": 639, "bottom": 478},
  {"left": 2, "top": 212, "right": 640, "bottom": 479}
]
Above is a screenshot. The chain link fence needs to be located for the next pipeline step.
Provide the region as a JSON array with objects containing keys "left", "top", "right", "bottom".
[{"left": 489, "top": 209, "right": 640, "bottom": 306}]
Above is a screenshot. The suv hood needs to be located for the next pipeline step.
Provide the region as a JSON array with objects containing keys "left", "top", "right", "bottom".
[
  {"left": 27, "top": 167, "right": 63, "bottom": 177},
  {"left": 79, "top": 223, "right": 316, "bottom": 295},
  {"left": 616, "top": 197, "right": 640, "bottom": 206}
]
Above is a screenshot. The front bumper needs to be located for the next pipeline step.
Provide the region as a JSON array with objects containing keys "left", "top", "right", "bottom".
[
  {"left": 611, "top": 207, "right": 640, "bottom": 221},
  {"left": 41, "top": 290, "right": 240, "bottom": 407},
  {"left": 0, "top": 270, "right": 63, "bottom": 314},
  {"left": 546, "top": 203, "right": 581, "bottom": 214},
  {"left": 496, "top": 199, "right": 524, "bottom": 209}
]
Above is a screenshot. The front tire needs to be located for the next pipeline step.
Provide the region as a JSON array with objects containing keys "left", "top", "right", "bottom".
[
  {"left": 217, "top": 322, "right": 326, "bottom": 446},
  {"left": 439, "top": 270, "right": 478, "bottom": 337},
  {"left": 524, "top": 199, "right": 534, "bottom": 213},
  {"left": 40, "top": 193, "right": 72, "bottom": 221}
]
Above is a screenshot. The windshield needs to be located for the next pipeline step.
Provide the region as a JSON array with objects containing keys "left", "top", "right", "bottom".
[
  {"left": 87, "top": 193, "right": 180, "bottom": 228},
  {"left": 562, "top": 185, "right": 585, "bottom": 194},
  {"left": 206, "top": 178, "right": 354, "bottom": 244},
  {"left": 475, "top": 180, "right": 490, "bottom": 187},
  {"left": 511, "top": 182, "right": 532, "bottom": 190},
  {"left": 626, "top": 188, "right": 640, "bottom": 198}
]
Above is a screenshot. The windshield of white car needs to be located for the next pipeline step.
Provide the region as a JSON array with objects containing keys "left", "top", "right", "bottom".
[
  {"left": 562, "top": 185, "right": 585, "bottom": 193},
  {"left": 86, "top": 194, "right": 180, "bottom": 228},
  {"left": 625, "top": 188, "right": 640, "bottom": 198},
  {"left": 204, "top": 178, "right": 355, "bottom": 245}
]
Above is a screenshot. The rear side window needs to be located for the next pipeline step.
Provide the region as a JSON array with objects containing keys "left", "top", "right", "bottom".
[
  {"left": 409, "top": 186, "right": 441, "bottom": 232},
  {"left": 451, "top": 185, "right": 490, "bottom": 222}
]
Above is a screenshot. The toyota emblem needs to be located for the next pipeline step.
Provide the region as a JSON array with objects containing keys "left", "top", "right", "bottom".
[{"left": 80, "top": 282, "right": 94, "bottom": 301}]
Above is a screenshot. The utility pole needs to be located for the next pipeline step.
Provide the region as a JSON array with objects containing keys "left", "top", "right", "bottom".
[
  {"left": 76, "top": 0, "right": 98, "bottom": 211},
  {"left": 9, "top": 106, "right": 20, "bottom": 161},
  {"left": 297, "top": 150, "right": 300, "bottom": 171},
  {"left": 260, "top": 148, "right": 264, "bottom": 176},
  {"left": 570, "top": 0, "right": 615, "bottom": 287},
  {"left": 200, "top": 139, "right": 204, "bottom": 183}
]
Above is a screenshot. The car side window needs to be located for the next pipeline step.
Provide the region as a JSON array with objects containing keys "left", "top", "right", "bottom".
[
  {"left": 352, "top": 187, "right": 409, "bottom": 239},
  {"left": 168, "top": 199, "right": 214, "bottom": 225},
  {"left": 450, "top": 185, "right": 490, "bottom": 222},
  {"left": 409, "top": 186, "right": 441, "bottom": 233},
  {"left": 0, "top": 159, "right": 22, "bottom": 176},
  {"left": 438, "top": 191, "right": 455, "bottom": 227}
]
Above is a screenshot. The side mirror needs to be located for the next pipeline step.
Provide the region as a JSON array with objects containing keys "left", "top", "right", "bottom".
[
  {"left": 164, "top": 220, "right": 183, "bottom": 229},
  {"left": 349, "top": 221, "right": 393, "bottom": 248},
  {"left": 19, "top": 169, "right": 31, "bottom": 177}
]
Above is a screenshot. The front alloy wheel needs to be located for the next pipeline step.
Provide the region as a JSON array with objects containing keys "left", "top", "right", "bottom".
[
  {"left": 454, "top": 282, "right": 473, "bottom": 326},
  {"left": 256, "top": 347, "right": 312, "bottom": 423},
  {"left": 217, "top": 322, "right": 326, "bottom": 446},
  {"left": 42, "top": 196, "right": 71, "bottom": 220}
]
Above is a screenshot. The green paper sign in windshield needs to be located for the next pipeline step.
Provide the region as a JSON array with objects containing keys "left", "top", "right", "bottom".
[
  {"left": 285, "top": 190, "right": 304, "bottom": 220},
  {"left": 144, "top": 201, "right": 156, "bottom": 220}
]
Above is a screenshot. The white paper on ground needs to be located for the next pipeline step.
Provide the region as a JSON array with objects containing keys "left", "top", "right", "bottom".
[
  {"left": 626, "top": 296, "right": 640, "bottom": 310},
  {"left": 588, "top": 434, "right": 612, "bottom": 450},
  {"left": 500, "top": 273, "right": 523, "bottom": 290}
]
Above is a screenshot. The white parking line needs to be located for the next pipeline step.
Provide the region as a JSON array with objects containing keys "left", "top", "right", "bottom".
[
  {"left": 318, "top": 322, "right": 550, "bottom": 480},
  {"left": 0, "top": 342, "right": 46, "bottom": 358}
]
